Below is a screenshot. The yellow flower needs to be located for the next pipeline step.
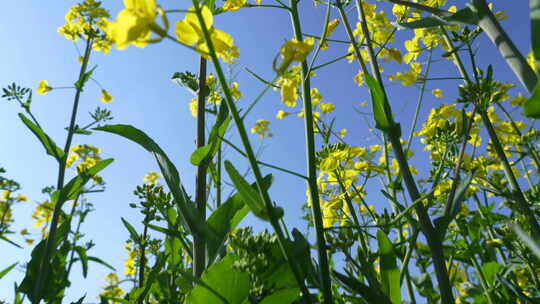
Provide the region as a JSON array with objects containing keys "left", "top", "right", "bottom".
[
  {"left": 16, "top": 194, "right": 28, "bottom": 202},
  {"left": 108, "top": 0, "right": 158, "bottom": 50},
  {"left": 37, "top": 80, "right": 53, "bottom": 95},
  {"left": 432, "top": 89, "right": 443, "bottom": 98},
  {"left": 100, "top": 89, "right": 113, "bottom": 103},
  {"left": 276, "top": 110, "right": 289, "bottom": 119},
  {"left": 528, "top": 51, "right": 538, "bottom": 73},
  {"left": 223, "top": 0, "right": 246, "bottom": 11},
  {"left": 143, "top": 171, "right": 161, "bottom": 185},
  {"left": 339, "top": 128, "right": 347, "bottom": 138},
  {"left": 320, "top": 102, "right": 336, "bottom": 113},
  {"left": 388, "top": 48, "right": 402, "bottom": 63},
  {"left": 389, "top": 62, "right": 421, "bottom": 86},
  {"left": 311, "top": 88, "right": 322, "bottom": 105},
  {"left": 321, "top": 18, "right": 339, "bottom": 49},
  {"left": 189, "top": 97, "right": 198, "bottom": 117},
  {"left": 281, "top": 81, "right": 298, "bottom": 107},
  {"left": 392, "top": 4, "right": 407, "bottom": 18},
  {"left": 279, "top": 38, "right": 314, "bottom": 68},
  {"left": 175, "top": 6, "right": 237, "bottom": 62},
  {"left": 251, "top": 120, "right": 272, "bottom": 138},
  {"left": 206, "top": 73, "right": 216, "bottom": 86},
  {"left": 230, "top": 82, "right": 242, "bottom": 100},
  {"left": 510, "top": 93, "right": 527, "bottom": 106}
]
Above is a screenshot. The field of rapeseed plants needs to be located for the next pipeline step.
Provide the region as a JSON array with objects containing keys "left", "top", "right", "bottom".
[{"left": 1, "top": 0, "right": 540, "bottom": 303}]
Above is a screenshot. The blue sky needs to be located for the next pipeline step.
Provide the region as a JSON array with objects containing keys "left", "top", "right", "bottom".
[{"left": 0, "top": 0, "right": 533, "bottom": 301}]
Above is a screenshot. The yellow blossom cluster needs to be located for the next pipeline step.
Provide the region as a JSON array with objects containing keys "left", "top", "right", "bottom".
[
  {"left": 315, "top": 144, "right": 387, "bottom": 227},
  {"left": 100, "top": 272, "right": 125, "bottom": 300},
  {"left": 188, "top": 77, "right": 240, "bottom": 118},
  {"left": 124, "top": 241, "right": 138, "bottom": 276},
  {"left": 31, "top": 200, "right": 55, "bottom": 236},
  {"left": 58, "top": 0, "right": 112, "bottom": 53},
  {"left": 251, "top": 120, "right": 272, "bottom": 138},
  {"left": 143, "top": 171, "right": 161, "bottom": 185},
  {"left": 66, "top": 144, "right": 104, "bottom": 185}
]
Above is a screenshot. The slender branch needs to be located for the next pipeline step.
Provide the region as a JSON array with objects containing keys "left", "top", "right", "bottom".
[
  {"left": 288, "top": 1, "right": 333, "bottom": 302},
  {"left": 354, "top": 1, "right": 454, "bottom": 302},
  {"left": 190, "top": 2, "right": 312, "bottom": 302},
  {"left": 33, "top": 39, "right": 93, "bottom": 303}
]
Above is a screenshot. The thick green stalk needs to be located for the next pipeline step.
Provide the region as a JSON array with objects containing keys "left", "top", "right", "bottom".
[
  {"left": 32, "top": 39, "right": 93, "bottom": 303},
  {"left": 190, "top": 2, "right": 312, "bottom": 302},
  {"left": 474, "top": 0, "right": 538, "bottom": 93},
  {"left": 193, "top": 57, "right": 207, "bottom": 279},
  {"left": 480, "top": 110, "right": 540, "bottom": 240},
  {"left": 355, "top": 1, "right": 454, "bottom": 302},
  {"left": 288, "top": 1, "right": 333, "bottom": 302}
]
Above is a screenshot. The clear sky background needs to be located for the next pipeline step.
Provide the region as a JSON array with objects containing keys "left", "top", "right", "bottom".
[{"left": 0, "top": 0, "right": 533, "bottom": 302}]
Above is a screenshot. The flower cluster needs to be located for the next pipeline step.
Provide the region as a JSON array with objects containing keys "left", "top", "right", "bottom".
[
  {"left": 58, "top": 0, "right": 112, "bottom": 52},
  {"left": 66, "top": 144, "right": 105, "bottom": 185}
]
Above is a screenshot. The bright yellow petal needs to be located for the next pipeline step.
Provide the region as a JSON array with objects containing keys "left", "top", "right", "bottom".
[
  {"left": 185, "top": 6, "right": 213, "bottom": 30},
  {"left": 210, "top": 28, "right": 234, "bottom": 54},
  {"left": 175, "top": 19, "right": 199, "bottom": 45}
]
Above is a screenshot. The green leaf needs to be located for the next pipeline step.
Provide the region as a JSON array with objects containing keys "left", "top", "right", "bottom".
[
  {"left": 121, "top": 217, "right": 141, "bottom": 243},
  {"left": 0, "top": 262, "right": 18, "bottom": 279},
  {"left": 191, "top": 145, "right": 213, "bottom": 166},
  {"left": 18, "top": 234, "right": 71, "bottom": 303},
  {"left": 19, "top": 113, "right": 64, "bottom": 160},
  {"left": 482, "top": 262, "right": 502, "bottom": 286},
  {"left": 191, "top": 103, "right": 230, "bottom": 166},
  {"left": 61, "top": 158, "right": 113, "bottom": 202},
  {"left": 334, "top": 271, "right": 391, "bottom": 304},
  {"left": 0, "top": 235, "right": 22, "bottom": 248},
  {"left": 398, "top": 7, "right": 478, "bottom": 29},
  {"left": 436, "top": 171, "right": 475, "bottom": 238},
  {"left": 532, "top": 0, "right": 540, "bottom": 67},
  {"left": 365, "top": 74, "right": 394, "bottom": 132},
  {"left": 187, "top": 254, "right": 249, "bottom": 304},
  {"left": 206, "top": 174, "right": 273, "bottom": 264},
  {"left": 512, "top": 224, "right": 540, "bottom": 259},
  {"left": 87, "top": 256, "right": 116, "bottom": 271},
  {"left": 73, "top": 246, "right": 88, "bottom": 278},
  {"left": 133, "top": 253, "right": 167, "bottom": 302},
  {"left": 70, "top": 295, "right": 85, "bottom": 304},
  {"left": 259, "top": 288, "right": 300, "bottom": 304},
  {"left": 74, "top": 65, "right": 97, "bottom": 91},
  {"left": 95, "top": 124, "right": 214, "bottom": 240},
  {"left": 224, "top": 161, "right": 282, "bottom": 221},
  {"left": 524, "top": 83, "right": 540, "bottom": 118},
  {"left": 377, "top": 230, "right": 401, "bottom": 304}
]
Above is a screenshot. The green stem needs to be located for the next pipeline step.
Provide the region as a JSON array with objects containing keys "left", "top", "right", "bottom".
[
  {"left": 479, "top": 110, "right": 540, "bottom": 240},
  {"left": 32, "top": 39, "right": 93, "bottom": 303},
  {"left": 458, "top": 228, "right": 496, "bottom": 304},
  {"left": 288, "top": 1, "right": 333, "bottom": 302},
  {"left": 474, "top": 0, "right": 538, "bottom": 93},
  {"left": 354, "top": 0, "right": 454, "bottom": 302},
  {"left": 190, "top": 2, "right": 312, "bottom": 302},
  {"left": 193, "top": 56, "right": 208, "bottom": 279}
]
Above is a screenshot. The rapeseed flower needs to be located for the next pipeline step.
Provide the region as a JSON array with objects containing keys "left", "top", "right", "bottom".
[
  {"left": 108, "top": 0, "right": 159, "bottom": 49},
  {"left": 175, "top": 6, "right": 238, "bottom": 63},
  {"left": 37, "top": 80, "right": 53, "bottom": 95},
  {"left": 100, "top": 89, "right": 113, "bottom": 103}
]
